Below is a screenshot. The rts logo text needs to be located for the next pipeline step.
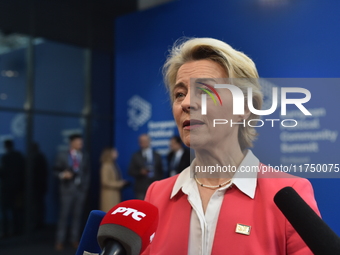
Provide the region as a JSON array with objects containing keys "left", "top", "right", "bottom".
[{"left": 112, "top": 207, "right": 146, "bottom": 221}]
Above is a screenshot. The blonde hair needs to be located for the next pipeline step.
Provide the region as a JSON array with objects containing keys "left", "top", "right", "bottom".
[
  {"left": 163, "top": 37, "right": 263, "bottom": 150},
  {"left": 100, "top": 148, "right": 114, "bottom": 164}
]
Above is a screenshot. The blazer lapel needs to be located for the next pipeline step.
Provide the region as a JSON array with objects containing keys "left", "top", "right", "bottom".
[{"left": 212, "top": 186, "right": 256, "bottom": 254}]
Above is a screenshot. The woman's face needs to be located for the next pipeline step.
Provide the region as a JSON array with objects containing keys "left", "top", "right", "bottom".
[
  {"left": 172, "top": 59, "right": 245, "bottom": 150},
  {"left": 111, "top": 149, "right": 118, "bottom": 160}
]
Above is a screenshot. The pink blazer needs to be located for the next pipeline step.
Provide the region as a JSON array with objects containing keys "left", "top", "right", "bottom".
[{"left": 142, "top": 164, "right": 320, "bottom": 255}]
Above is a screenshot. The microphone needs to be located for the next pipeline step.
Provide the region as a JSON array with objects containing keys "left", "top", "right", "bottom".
[
  {"left": 97, "top": 200, "right": 158, "bottom": 255},
  {"left": 274, "top": 186, "right": 340, "bottom": 255},
  {"left": 76, "top": 210, "right": 106, "bottom": 255}
]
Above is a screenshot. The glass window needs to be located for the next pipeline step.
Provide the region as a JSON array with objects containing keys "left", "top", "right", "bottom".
[
  {"left": 34, "top": 41, "right": 86, "bottom": 114},
  {"left": 0, "top": 32, "right": 28, "bottom": 109}
]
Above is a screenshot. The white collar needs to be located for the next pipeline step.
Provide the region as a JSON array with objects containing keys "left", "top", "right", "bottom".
[
  {"left": 175, "top": 148, "right": 184, "bottom": 156},
  {"left": 170, "top": 150, "right": 259, "bottom": 199},
  {"left": 70, "top": 149, "right": 78, "bottom": 155}
]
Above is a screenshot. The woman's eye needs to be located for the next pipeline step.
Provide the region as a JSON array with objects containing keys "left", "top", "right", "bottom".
[
  {"left": 197, "top": 87, "right": 213, "bottom": 95},
  {"left": 196, "top": 82, "right": 216, "bottom": 94},
  {"left": 174, "top": 92, "right": 185, "bottom": 99}
]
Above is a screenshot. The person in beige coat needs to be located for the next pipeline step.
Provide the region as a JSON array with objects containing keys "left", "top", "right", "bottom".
[{"left": 100, "top": 148, "right": 126, "bottom": 212}]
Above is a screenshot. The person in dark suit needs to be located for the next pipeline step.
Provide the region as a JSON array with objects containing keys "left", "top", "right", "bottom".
[
  {"left": 128, "top": 134, "right": 163, "bottom": 200},
  {"left": 0, "top": 140, "right": 25, "bottom": 238},
  {"left": 167, "top": 135, "right": 191, "bottom": 177},
  {"left": 54, "top": 134, "right": 90, "bottom": 251}
]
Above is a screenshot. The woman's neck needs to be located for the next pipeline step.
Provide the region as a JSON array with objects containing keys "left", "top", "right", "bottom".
[{"left": 193, "top": 145, "right": 245, "bottom": 185}]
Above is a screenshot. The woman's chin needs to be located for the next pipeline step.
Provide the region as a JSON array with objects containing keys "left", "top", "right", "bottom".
[
  {"left": 180, "top": 132, "right": 210, "bottom": 149},
  {"left": 185, "top": 136, "right": 209, "bottom": 150}
]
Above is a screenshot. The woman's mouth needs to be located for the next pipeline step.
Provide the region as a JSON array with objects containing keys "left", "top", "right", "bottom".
[{"left": 183, "top": 119, "right": 205, "bottom": 130}]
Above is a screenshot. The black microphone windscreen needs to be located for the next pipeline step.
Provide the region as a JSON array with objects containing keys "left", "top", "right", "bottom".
[{"left": 274, "top": 186, "right": 340, "bottom": 255}]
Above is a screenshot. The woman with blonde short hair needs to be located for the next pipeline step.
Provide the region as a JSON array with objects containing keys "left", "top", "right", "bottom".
[{"left": 142, "top": 38, "right": 320, "bottom": 255}]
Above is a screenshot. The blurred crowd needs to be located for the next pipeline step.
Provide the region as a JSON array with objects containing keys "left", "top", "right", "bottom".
[{"left": 0, "top": 133, "right": 191, "bottom": 252}]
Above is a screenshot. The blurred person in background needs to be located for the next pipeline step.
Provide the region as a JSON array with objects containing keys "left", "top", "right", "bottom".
[
  {"left": 31, "top": 142, "right": 48, "bottom": 230},
  {"left": 167, "top": 135, "right": 191, "bottom": 177},
  {"left": 0, "top": 139, "right": 25, "bottom": 238},
  {"left": 100, "top": 147, "right": 127, "bottom": 212},
  {"left": 54, "top": 134, "right": 90, "bottom": 251},
  {"left": 128, "top": 134, "right": 163, "bottom": 200}
]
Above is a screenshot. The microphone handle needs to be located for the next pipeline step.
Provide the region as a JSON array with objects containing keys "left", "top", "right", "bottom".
[{"left": 100, "top": 239, "right": 127, "bottom": 255}]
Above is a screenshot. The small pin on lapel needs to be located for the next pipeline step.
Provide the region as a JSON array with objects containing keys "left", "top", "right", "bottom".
[{"left": 235, "top": 223, "right": 251, "bottom": 235}]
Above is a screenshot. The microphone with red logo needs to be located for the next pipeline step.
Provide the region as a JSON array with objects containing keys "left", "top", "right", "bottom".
[{"left": 97, "top": 200, "right": 159, "bottom": 255}]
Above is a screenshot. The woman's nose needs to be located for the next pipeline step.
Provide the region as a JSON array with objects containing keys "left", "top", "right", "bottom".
[{"left": 181, "top": 92, "right": 199, "bottom": 113}]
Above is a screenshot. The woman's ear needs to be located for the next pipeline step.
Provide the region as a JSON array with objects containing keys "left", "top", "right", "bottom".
[{"left": 238, "top": 105, "right": 251, "bottom": 121}]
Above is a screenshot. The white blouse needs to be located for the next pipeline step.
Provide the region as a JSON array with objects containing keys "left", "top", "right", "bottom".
[{"left": 170, "top": 150, "right": 259, "bottom": 255}]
